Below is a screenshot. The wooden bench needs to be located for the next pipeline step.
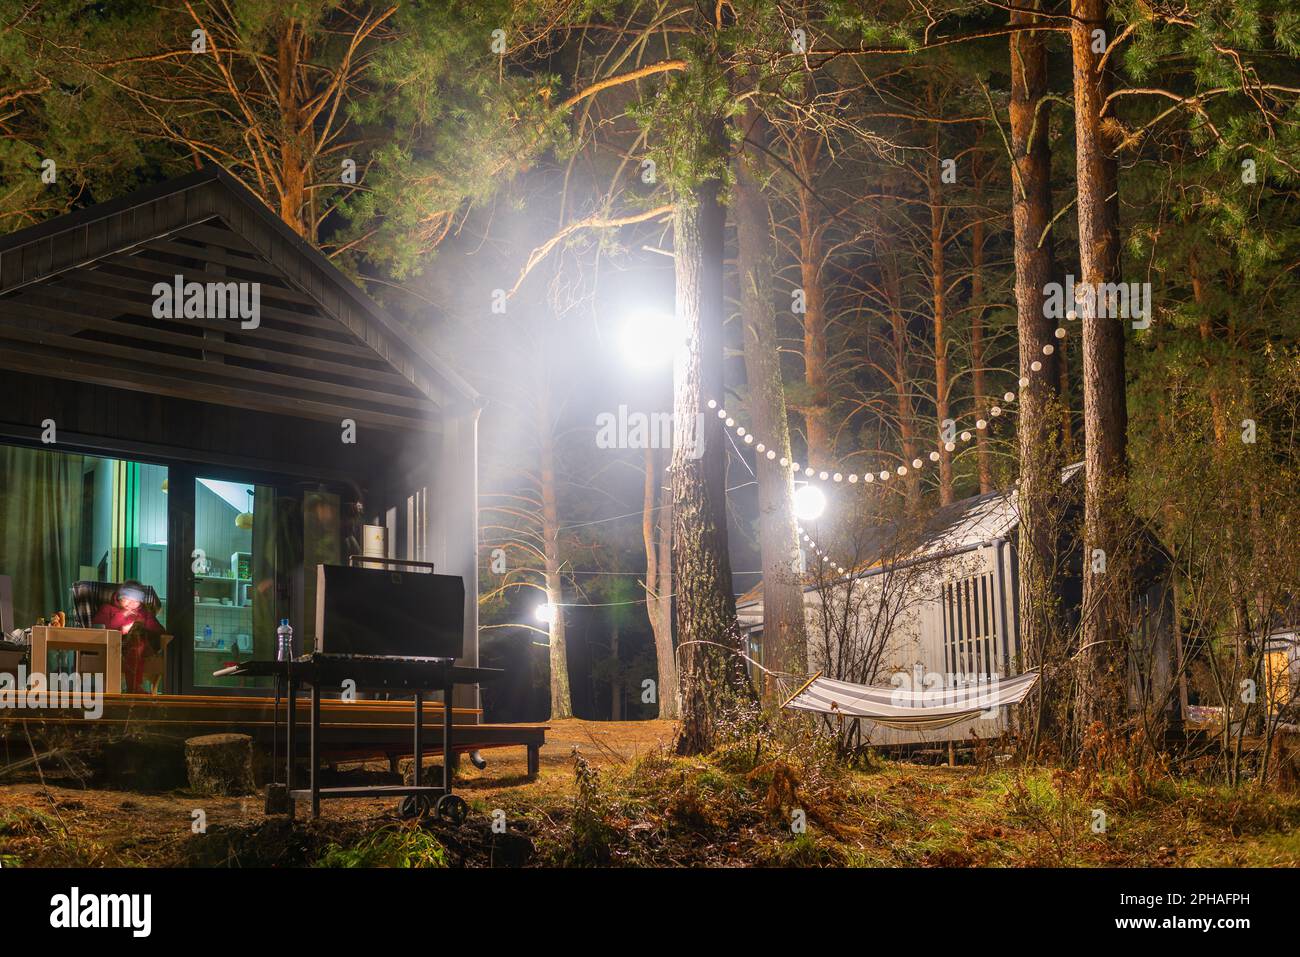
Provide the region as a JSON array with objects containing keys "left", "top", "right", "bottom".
[{"left": 318, "top": 724, "right": 549, "bottom": 778}]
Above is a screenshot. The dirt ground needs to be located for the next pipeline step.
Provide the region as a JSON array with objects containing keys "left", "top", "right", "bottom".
[
  {"left": 0, "top": 719, "right": 674, "bottom": 866},
  {"left": 3, "top": 718, "right": 1299, "bottom": 867}
]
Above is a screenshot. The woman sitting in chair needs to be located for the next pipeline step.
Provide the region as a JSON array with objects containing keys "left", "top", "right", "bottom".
[{"left": 91, "top": 581, "right": 163, "bottom": 694}]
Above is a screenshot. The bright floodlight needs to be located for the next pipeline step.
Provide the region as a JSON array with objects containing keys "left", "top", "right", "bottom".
[
  {"left": 621, "top": 311, "right": 682, "bottom": 369},
  {"left": 535, "top": 603, "right": 558, "bottom": 625},
  {"left": 793, "top": 484, "right": 827, "bottom": 521}
]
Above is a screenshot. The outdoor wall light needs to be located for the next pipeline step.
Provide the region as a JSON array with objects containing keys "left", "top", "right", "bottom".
[
  {"left": 621, "top": 311, "right": 684, "bottom": 369},
  {"left": 793, "top": 484, "right": 827, "bottom": 522},
  {"left": 534, "top": 603, "right": 558, "bottom": 625}
]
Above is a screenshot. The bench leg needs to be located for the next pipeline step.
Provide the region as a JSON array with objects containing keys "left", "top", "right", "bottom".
[{"left": 526, "top": 744, "right": 540, "bottom": 779}]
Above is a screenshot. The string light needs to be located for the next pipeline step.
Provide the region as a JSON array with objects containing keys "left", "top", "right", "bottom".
[
  {"left": 798, "top": 526, "right": 849, "bottom": 579},
  {"left": 704, "top": 315, "right": 1073, "bottom": 500}
]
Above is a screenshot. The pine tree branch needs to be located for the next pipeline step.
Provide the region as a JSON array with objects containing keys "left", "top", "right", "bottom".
[
  {"left": 555, "top": 59, "right": 688, "bottom": 113},
  {"left": 508, "top": 204, "right": 673, "bottom": 296}
]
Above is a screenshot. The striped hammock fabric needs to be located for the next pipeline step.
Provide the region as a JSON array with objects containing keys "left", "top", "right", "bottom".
[{"left": 781, "top": 670, "right": 1040, "bottom": 730}]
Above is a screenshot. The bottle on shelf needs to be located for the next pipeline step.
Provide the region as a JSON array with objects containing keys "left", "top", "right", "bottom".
[{"left": 276, "top": 619, "right": 295, "bottom": 661}]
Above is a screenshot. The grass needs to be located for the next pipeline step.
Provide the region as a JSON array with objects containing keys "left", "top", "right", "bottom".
[
  {"left": 315, "top": 825, "right": 449, "bottom": 868},
  {"left": 0, "top": 806, "right": 60, "bottom": 837},
  {"left": 488, "top": 722, "right": 1300, "bottom": 868},
  {"left": 2, "top": 718, "right": 1297, "bottom": 867},
  {"left": 0, "top": 805, "right": 109, "bottom": 867}
]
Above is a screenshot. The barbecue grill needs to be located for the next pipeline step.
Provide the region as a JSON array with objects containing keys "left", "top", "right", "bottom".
[{"left": 214, "top": 556, "right": 500, "bottom": 821}]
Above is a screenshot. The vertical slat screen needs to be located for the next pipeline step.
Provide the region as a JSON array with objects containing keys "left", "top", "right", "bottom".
[{"left": 942, "top": 568, "right": 1000, "bottom": 680}]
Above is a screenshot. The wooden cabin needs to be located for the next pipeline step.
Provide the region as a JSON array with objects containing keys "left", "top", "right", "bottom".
[{"left": 0, "top": 166, "right": 543, "bottom": 768}]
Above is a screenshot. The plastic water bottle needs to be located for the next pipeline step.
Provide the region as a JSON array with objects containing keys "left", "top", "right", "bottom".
[{"left": 276, "top": 619, "right": 295, "bottom": 661}]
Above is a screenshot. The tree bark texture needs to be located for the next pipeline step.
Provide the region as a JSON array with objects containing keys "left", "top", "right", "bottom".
[
  {"left": 1011, "top": 2, "right": 1065, "bottom": 746},
  {"left": 928, "top": 118, "right": 954, "bottom": 504},
  {"left": 795, "top": 129, "right": 832, "bottom": 468},
  {"left": 672, "top": 159, "right": 750, "bottom": 755},
  {"left": 735, "top": 105, "right": 808, "bottom": 694},
  {"left": 1072, "top": 0, "right": 1130, "bottom": 732},
  {"left": 970, "top": 154, "right": 993, "bottom": 494},
  {"left": 643, "top": 446, "right": 679, "bottom": 718},
  {"left": 538, "top": 375, "right": 571, "bottom": 719}
]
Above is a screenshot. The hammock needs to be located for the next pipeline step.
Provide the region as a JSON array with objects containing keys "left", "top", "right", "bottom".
[{"left": 781, "top": 669, "right": 1040, "bottom": 730}]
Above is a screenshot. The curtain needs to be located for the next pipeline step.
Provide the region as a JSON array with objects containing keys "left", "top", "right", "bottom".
[
  {"left": 0, "top": 445, "right": 85, "bottom": 630},
  {"left": 301, "top": 489, "right": 341, "bottom": 652},
  {"left": 251, "top": 485, "right": 278, "bottom": 663}
]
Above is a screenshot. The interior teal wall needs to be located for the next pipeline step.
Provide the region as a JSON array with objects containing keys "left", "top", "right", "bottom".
[
  {"left": 195, "top": 481, "right": 252, "bottom": 574},
  {"left": 89, "top": 459, "right": 113, "bottom": 574},
  {"left": 136, "top": 464, "right": 168, "bottom": 545}
]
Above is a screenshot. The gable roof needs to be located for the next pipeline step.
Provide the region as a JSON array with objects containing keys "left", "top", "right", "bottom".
[{"left": 0, "top": 165, "right": 477, "bottom": 431}]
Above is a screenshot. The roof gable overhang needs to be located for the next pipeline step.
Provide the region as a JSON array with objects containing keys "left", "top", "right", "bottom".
[{"left": 0, "top": 165, "right": 478, "bottom": 432}]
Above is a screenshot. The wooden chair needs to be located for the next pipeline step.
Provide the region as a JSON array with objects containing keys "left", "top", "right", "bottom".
[{"left": 69, "top": 581, "right": 172, "bottom": 694}]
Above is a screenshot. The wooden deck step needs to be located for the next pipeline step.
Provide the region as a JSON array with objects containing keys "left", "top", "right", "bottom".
[{"left": 1, "top": 693, "right": 549, "bottom": 773}]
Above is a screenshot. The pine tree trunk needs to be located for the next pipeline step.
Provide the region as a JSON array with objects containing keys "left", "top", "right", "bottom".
[
  {"left": 643, "top": 446, "right": 679, "bottom": 718},
  {"left": 1190, "top": 257, "right": 1228, "bottom": 445},
  {"left": 275, "top": 17, "right": 312, "bottom": 240},
  {"left": 1059, "top": 321, "right": 1073, "bottom": 454},
  {"left": 970, "top": 156, "right": 993, "bottom": 495},
  {"left": 928, "top": 119, "right": 954, "bottom": 505},
  {"left": 735, "top": 104, "right": 808, "bottom": 696},
  {"left": 610, "top": 624, "right": 621, "bottom": 720},
  {"left": 538, "top": 377, "right": 571, "bottom": 719},
  {"left": 796, "top": 129, "right": 832, "bottom": 467},
  {"left": 656, "top": 497, "right": 676, "bottom": 717},
  {"left": 672, "top": 136, "right": 749, "bottom": 755},
  {"left": 1072, "top": 0, "right": 1129, "bottom": 733},
  {"left": 1011, "top": 2, "right": 1064, "bottom": 749},
  {"left": 876, "top": 200, "right": 920, "bottom": 506}
]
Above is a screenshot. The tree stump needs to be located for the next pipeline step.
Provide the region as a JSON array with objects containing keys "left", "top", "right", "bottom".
[{"left": 185, "top": 733, "right": 256, "bottom": 796}]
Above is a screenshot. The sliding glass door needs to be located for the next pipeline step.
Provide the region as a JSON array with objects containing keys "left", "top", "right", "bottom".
[
  {"left": 0, "top": 443, "right": 168, "bottom": 667},
  {"left": 191, "top": 480, "right": 347, "bottom": 690},
  {"left": 193, "top": 478, "right": 278, "bottom": 689}
]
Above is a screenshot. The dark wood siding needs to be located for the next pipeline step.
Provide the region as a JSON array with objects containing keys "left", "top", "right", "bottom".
[{"left": 0, "top": 370, "right": 415, "bottom": 483}]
